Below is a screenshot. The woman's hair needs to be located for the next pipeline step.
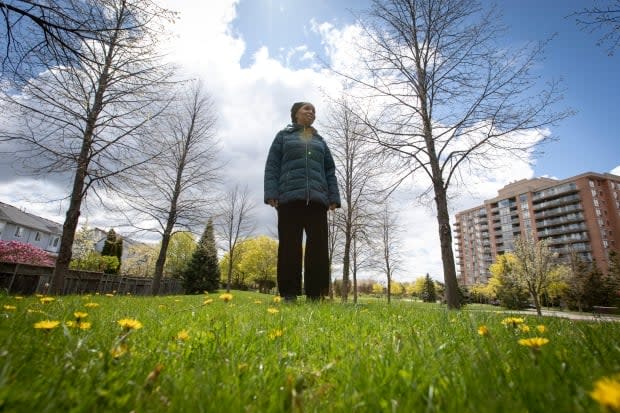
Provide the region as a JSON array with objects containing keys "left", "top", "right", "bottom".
[{"left": 290, "top": 102, "right": 311, "bottom": 123}]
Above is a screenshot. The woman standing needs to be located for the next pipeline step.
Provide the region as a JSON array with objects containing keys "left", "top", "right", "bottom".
[{"left": 264, "top": 102, "right": 341, "bottom": 301}]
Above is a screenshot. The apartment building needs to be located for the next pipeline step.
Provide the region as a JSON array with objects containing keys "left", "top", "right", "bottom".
[{"left": 454, "top": 172, "right": 620, "bottom": 286}]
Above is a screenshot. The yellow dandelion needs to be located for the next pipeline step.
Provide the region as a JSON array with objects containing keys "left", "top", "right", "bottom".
[
  {"left": 105, "top": 293, "right": 114, "bottom": 297},
  {"left": 39, "top": 297, "right": 55, "bottom": 304},
  {"left": 254, "top": 300, "right": 263, "bottom": 304},
  {"left": 66, "top": 320, "right": 77, "bottom": 328},
  {"left": 268, "top": 328, "right": 283, "bottom": 340},
  {"left": 175, "top": 330, "right": 190, "bottom": 341},
  {"left": 267, "top": 307, "right": 280, "bottom": 314},
  {"left": 590, "top": 376, "right": 620, "bottom": 411},
  {"left": 518, "top": 337, "right": 549, "bottom": 350},
  {"left": 34, "top": 320, "right": 60, "bottom": 330},
  {"left": 238, "top": 363, "right": 249, "bottom": 372},
  {"left": 84, "top": 302, "right": 99, "bottom": 308},
  {"left": 518, "top": 324, "right": 531, "bottom": 333},
  {"left": 159, "top": 304, "right": 167, "bottom": 309},
  {"left": 501, "top": 317, "right": 525, "bottom": 328},
  {"left": 14, "top": 296, "right": 24, "bottom": 300},
  {"left": 273, "top": 296, "right": 282, "bottom": 304},
  {"left": 174, "top": 299, "right": 181, "bottom": 302},
  {"left": 35, "top": 294, "right": 43, "bottom": 298},
  {"left": 118, "top": 318, "right": 143, "bottom": 330},
  {"left": 78, "top": 322, "right": 92, "bottom": 330},
  {"left": 477, "top": 325, "right": 489, "bottom": 336},
  {"left": 219, "top": 293, "right": 233, "bottom": 302},
  {"left": 203, "top": 298, "right": 214, "bottom": 305},
  {"left": 536, "top": 325, "right": 546, "bottom": 334},
  {"left": 27, "top": 309, "right": 45, "bottom": 314},
  {"left": 74, "top": 311, "right": 88, "bottom": 320},
  {"left": 3, "top": 305, "right": 17, "bottom": 311},
  {"left": 110, "top": 343, "right": 128, "bottom": 359}
]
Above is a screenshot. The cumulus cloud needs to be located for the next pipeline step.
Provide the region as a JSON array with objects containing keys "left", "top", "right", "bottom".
[
  {"left": 0, "top": 1, "right": 547, "bottom": 283},
  {"left": 611, "top": 165, "right": 620, "bottom": 176}
]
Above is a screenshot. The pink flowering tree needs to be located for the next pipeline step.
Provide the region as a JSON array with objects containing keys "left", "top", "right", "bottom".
[{"left": 0, "top": 240, "right": 55, "bottom": 266}]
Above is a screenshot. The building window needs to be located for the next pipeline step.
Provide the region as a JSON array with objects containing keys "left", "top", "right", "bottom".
[
  {"left": 49, "top": 236, "right": 60, "bottom": 248},
  {"left": 0, "top": 220, "right": 5, "bottom": 236},
  {"left": 589, "top": 180, "right": 595, "bottom": 188},
  {"left": 34, "top": 232, "right": 41, "bottom": 241},
  {"left": 14, "top": 227, "right": 24, "bottom": 238},
  {"left": 594, "top": 199, "right": 599, "bottom": 206}
]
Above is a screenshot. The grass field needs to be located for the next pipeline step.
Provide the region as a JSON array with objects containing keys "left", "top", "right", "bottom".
[{"left": 1, "top": 291, "right": 619, "bottom": 412}]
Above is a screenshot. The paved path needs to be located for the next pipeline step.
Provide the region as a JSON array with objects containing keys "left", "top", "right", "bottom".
[{"left": 511, "top": 308, "right": 620, "bottom": 322}]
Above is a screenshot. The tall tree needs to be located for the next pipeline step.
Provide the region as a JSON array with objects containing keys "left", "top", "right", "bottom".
[
  {"left": 0, "top": 0, "right": 176, "bottom": 294},
  {"left": 163, "top": 232, "right": 196, "bottom": 278},
  {"left": 339, "top": 0, "right": 572, "bottom": 309},
  {"left": 217, "top": 185, "right": 255, "bottom": 293},
  {"left": 570, "top": 0, "right": 620, "bottom": 56},
  {"left": 182, "top": 219, "right": 220, "bottom": 294},
  {"left": 322, "top": 97, "right": 384, "bottom": 302},
  {"left": 115, "top": 81, "right": 221, "bottom": 294},
  {"left": 421, "top": 273, "right": 437, "bottom": 303}
]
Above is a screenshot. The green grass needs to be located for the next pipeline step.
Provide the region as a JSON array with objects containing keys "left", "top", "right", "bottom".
[{"left": 0, "top": 291, "right": 618, "bottom": 412}]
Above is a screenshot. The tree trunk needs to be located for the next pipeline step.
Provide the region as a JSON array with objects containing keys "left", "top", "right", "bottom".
[
  {"left": 226, "top": 248, "right": 234, "bottom": 292},
  {"left": 433, "top": 186, "right": 460, "bottom": 309},
  {"left": 152, "top": 230, "right": 172, "bottom": 295},
  {"left": 341, "top": 220, "right": 352, "bottom": 302}
]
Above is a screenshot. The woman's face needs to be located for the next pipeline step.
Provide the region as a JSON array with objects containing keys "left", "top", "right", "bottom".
[{"left": 295, "top": 104, "right": 315, "bottom": 126}]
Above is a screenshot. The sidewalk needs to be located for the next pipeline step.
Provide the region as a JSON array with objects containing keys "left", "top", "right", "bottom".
[{"left": 512, "top": 308, "right": 620, "bottom": 322}]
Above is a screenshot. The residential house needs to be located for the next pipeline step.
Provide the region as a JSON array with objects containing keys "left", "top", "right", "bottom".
[{"left": 0, "top": 201, "right": 63, "bottom": 255}]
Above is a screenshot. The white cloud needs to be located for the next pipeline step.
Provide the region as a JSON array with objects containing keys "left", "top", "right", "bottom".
[
  {"left": 0, "top": 1, "right": 547, "bottom": 284},
  {"left": 611, "top": 165, "right": 620, "bottom": 176}
]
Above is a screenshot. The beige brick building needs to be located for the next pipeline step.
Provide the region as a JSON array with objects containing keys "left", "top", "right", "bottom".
[{"left": 454, "top": 172, "right": 620, "bottom": 286}]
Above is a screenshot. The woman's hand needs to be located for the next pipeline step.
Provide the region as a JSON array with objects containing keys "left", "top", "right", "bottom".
[
  {"left": 268, "top": 199, "right": 279, "bottom": 208},
  {"left": 329, "top": 203, "right": 337, "bottom": 211}
]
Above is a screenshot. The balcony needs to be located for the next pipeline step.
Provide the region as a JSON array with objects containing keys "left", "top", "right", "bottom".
[
  {"left": 532, "top": 182, "right": 578, "bottom": 201},
  {"left": 537, "top": 223, "right": 588, "bottom": 237},
  {"left": 540, "top": 233, "right": 590, "bottom": 246},
  {"left": 536, "top": 213, "right": 585, "bottom": 229},
  {"left": 533, "top": 194, "right": 582, "bottom": 211},
  {"left": 534, "top": 204, "right": 583, "bottom": 219}
]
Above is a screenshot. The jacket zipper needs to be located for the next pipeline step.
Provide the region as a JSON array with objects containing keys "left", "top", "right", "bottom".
[{"left": 305, "top": 131, "right": 309, "bottom": 205}]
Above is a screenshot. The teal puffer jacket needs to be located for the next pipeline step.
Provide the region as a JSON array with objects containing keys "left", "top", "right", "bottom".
[{"left": 264, "top": 124, "right": 341, "bottom": 208}]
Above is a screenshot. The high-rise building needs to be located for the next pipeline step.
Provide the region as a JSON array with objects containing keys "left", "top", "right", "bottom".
[{"left": 454, "top": 172, "right": 620, "bottom": 286}]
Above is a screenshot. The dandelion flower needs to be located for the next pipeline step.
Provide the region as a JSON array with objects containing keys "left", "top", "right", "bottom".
[
  {"left": 536, "top": 325, "right": 546, "bottom": 334},
  {"left": 254, "top": 300, "right": 263, "bottom": 304},
  {"left": 34, "top": 320, "right": 60, "bottom": 330},
  {"left": 219, "top": 293, "right": 233, "bottom": 302},
  {"left": 203, "top": 299, "right": 213, "bottom": 305},
  {"left": 477, "top": 325, "right": 489, "bottom": 336},
  {"left": 105, "top": 293, "right": 114, "bottom": 297},
  {"left": 268, "top": 328, "right": 283, "bottom": 340},
  {"left": 66, "top": 320, "right": 76, "bottom": 328},
  {"left": 175, "top": 330, "right": 190, "bottom": 341},
  {"left": 14, "top": 296, "right": 24, "bottom": 300},
  {"left": 590, "top": 376, "right": 620, "bottom": 411},
  {"left": 501, "top": 317, "right": 525, "bottom": 328},
  {"left": 273, "top": 296, "right": 282, "bottom": 304},
  {"left": 84, "top": 302, "right": 99, "bottom": 308},
  {"left": 39, "top": 297, "right": 55, "bottom": 304},
  {"left": 3, "top": 305, "right": 16, "bottom": 311},
  {"left": 267, "top": 307, "right": 280, "bottom": 314},
  {"left": 518, "top": 324, "right": 531, "bottom": 333},
  {"left": 518, "top": 337, "right": 549, "bottom": 350},
  {"left": 118, "top": 318, "right": 143, "bottom": 330},
  {"left": 78, "top": 322, "right": 92, "bottom": 330},
  {"left": 74, "top": 311, "right": 88, "bottom": 320}
]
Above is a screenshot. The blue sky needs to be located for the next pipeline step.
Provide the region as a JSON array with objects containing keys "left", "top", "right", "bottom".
[
  {"left": 231, "top": 0, "right": 619, "bottom": 180},
  {"left": 1, "top": 0, "right": 618, "bottom": 282}
]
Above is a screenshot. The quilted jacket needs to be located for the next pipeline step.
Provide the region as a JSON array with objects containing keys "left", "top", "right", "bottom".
[{"left": 264, "top": 124, "right": 341, "bottom": 208}]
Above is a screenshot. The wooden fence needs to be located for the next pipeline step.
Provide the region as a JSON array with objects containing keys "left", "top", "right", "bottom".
[{"left": 0, "top": 261, "right": 184, "bottom": 296}]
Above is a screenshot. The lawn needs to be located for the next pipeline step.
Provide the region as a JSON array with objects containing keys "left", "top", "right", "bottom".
[{"left": 1, "top": 291, "right": 619, "bottom": 412}]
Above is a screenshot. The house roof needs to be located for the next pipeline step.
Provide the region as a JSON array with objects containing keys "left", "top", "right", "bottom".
[{"left": 0, "top": 201, "right": 63, "bottom": 234}]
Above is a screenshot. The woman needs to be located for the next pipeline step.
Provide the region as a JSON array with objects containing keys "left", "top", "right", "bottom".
[{"left": 264, "top": 102, "right": 341, "bottom": 301}]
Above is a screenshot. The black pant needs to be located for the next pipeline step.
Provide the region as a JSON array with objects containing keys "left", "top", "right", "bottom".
[{"left": 277, "top": 201, "right": 329, "bottom": 298}]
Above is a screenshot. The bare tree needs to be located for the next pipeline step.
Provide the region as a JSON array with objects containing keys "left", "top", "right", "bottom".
[
  {"left": 570, "top": 0, "right": 620, "bottom": 56},
  {"left": 322, "top": 97, "right": 385, "bottom": 302},
  {"left": 217, "top": 184, "right": 256, "bottom": 293},
  {"left": 326, "top": 207, "right": 342, "bottom": 299},
  {"left": 376, "top": 200, "right": 402, "bottom": 304},
  {"left": 115, "top": 81, "right": 221, "bottom": 295},
  {"left": 338, "top": 0, "right": 572, "bottom": 308},
  {"left": 0, "top": 0, "right": 176, "bottom": 294},
  {"left": 1, "top": 0, "right": 109, "bottom": 81}
]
